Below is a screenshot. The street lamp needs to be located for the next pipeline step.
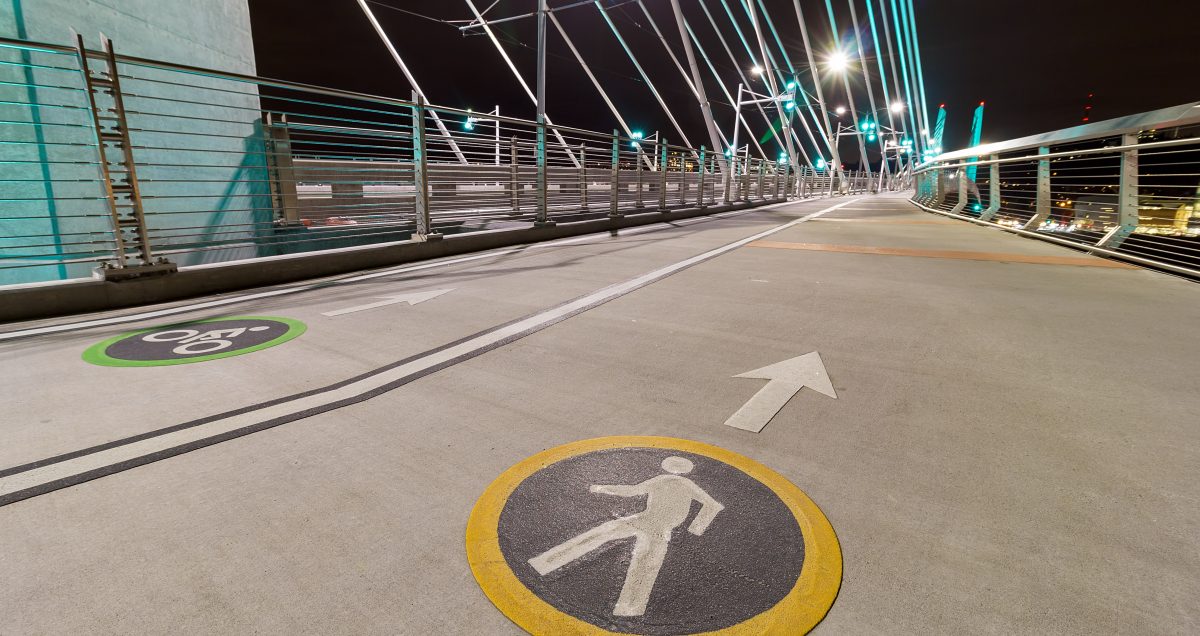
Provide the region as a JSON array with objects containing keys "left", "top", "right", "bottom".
[
  {"left": 630, "top": 130, "right": 662, "bottom": 170},
  {"left": 835, "top": 106, "right": 847, "bottom": 116},
  {"left": 825, "top": 50, "right": 849, "bottom": 73},
  {"left": 462, "top": 106, "right": 501, "bottom": 166},
  {"left": 751, "top": 65, "right": 764, "bottom": 76},
  {"left": 726, "top": 82, "right": 802, "bottom": 171},
  {"left": 890, "top": 101, "right": 905, "bottom": 114}
]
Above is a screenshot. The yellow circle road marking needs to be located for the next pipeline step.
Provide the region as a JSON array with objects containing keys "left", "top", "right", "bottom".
[{"left": 465, "top": 436, "right": 842, "bottom": 635}]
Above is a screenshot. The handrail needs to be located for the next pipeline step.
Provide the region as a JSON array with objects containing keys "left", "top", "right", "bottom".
[
  {"left": 932, "top": 101, "right": 1200, "bottom": 163},
  {"left": 908, "top": 100, "right": 1200, "bottom": 279}
]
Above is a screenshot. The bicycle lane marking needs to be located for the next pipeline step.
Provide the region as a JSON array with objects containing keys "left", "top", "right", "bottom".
[
  {"left": 0, "top": 198, "right": 860, "bottom": 507},
  {"left": 81, "top": 317, "right": 306, "bottom": 367}
]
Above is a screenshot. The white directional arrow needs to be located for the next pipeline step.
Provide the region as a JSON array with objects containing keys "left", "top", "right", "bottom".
[
  {"left": 723, "top": 352, "right": 837, "bottom": 433},
  {"left": 321, "top": 288, "right": 454, "bottom": 317}
]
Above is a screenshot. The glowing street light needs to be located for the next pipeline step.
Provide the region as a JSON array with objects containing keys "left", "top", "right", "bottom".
[
  {"left": 826, "top": 50, "right": 849, "bottom": 73},
  {"left": 751, "top": 65, "right": 764, "bottom": 76},
  {"left": 890, "top": 101, "right": 905, "bottom": 113},
  {"left": 835, "top": 106, "right": 847, "bottom": 116},
  {"left": 630, "top": 130, "right": 644, "bottom": 149},
  {"left": 785, "top": 80, "right": 797, "bottom": 91}
]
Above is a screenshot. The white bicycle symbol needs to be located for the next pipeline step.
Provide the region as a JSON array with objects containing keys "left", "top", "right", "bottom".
[{"left": 142, "top": 325, "right": 271, "bottom": 355}]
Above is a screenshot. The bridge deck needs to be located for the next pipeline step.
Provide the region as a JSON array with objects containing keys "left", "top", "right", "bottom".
[{"left": 1, "top": 194, "right": 1197, "bottom": 633}]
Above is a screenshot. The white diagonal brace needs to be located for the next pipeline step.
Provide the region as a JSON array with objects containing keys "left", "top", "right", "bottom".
[
  {"left": 355, "top": 0, "right": 467, "bottom": 164},
  {"left": 462, "top": 0, "right": 581, "bottom": 168}
]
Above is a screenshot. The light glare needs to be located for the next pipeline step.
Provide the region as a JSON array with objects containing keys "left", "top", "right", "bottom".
[{"left": 826, "top": 51, "right": 849, "bottom": 72}]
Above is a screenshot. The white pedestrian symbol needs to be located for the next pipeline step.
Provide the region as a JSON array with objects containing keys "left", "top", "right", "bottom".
[{"left": 528, "top": 456, "right": 724, "bottom": 617}]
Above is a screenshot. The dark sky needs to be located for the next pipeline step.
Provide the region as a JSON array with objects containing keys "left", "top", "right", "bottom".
[{"left": 248, "top": 0, "right": 1200, "bottom": 162}]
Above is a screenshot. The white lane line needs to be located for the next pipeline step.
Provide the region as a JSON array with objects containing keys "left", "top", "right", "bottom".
[
  {"left": 0, "top": 198, "right": 859, "bottom": 504},
  {"left": 0, "top": 200, "right": 810, "bottom": 342}
]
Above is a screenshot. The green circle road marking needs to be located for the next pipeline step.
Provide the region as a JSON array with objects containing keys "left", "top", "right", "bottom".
[{"left": 82, "top": 316, "right": 306, "bottom": 367}]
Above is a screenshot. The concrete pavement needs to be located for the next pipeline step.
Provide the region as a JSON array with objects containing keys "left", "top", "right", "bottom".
[{"left": 1, "top": 194, "right": 1197, "bottom": 634}]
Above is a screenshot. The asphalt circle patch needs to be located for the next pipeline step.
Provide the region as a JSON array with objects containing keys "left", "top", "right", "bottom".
[
  {"left": 466, "top": 436, "right": 841, "bottom": 635},
  {"left": 82, "top": 316, "right": 306, "bottom": 367}
]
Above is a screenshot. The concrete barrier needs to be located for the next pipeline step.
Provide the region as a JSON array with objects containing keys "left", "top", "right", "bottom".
[{"left": 0, "top": 198, "right": 785, "bottom": 323}]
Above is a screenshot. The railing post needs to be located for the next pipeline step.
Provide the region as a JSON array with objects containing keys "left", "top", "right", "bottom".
[
  {"left": 951, "top": 166, "right": 968, "bottom": 213},
  {"left": 535, "top": 120, "right": 553, "bottom": 227},
  {"left": 979, "top": 155, "right": 1000, "bottom": 221},
  {"left": 678, "top": 150, "right": 687, "bottom": 205},
  {"left": 412, "top": 93, "right": 439, "bottom": 240},
  {"left": 265, "top": 113, "right": 300, "bottom": 224},
  {"left": 722, "top": 155, "right": 732, "bottom": 204},
  {"left": 609, "top": 129, "right": 621, "bottom": 218},
  {"left": 756, "top": 161, "right": 765, "bottom": 199},
  {"left": 509, "top": 135, "right": 520, "bottom": 214},
  {"left": 741, "top": 158, "right": 751, "bottom": 201},
  {"left": 697, "top": 146, "right": 707, "bottom": 208},
  {"left": 635, "top": 141, "right": 645, "bottom": 208},
  {"left": 579, "top": 143, "right": 588, "bottom": 210},
  {"left": 1096, "top": 132, "right": 1139, "bottom": 249},
  {"left": 658, "top": 140, "right": 668, "bottom": 210},
  {"left": 1024, "top": 146, "right": 1051, "bottom": 230}
]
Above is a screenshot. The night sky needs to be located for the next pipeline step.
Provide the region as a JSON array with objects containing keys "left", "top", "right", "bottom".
[{"left": 247, "top": 0, "right": 1200, "bottom": 163}]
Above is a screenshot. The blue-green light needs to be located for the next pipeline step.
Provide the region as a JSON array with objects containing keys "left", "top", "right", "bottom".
[
  {"left": 786, "top": 80, "right": 797, "bottom": 91},
  {"left": 816, "top": 157, "right": 827, "bottom": 170}
]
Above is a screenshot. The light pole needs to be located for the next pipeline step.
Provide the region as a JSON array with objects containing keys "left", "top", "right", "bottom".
[
  {"left": 630, "top": 130, "right": 661, "bottom": 170},
  {"left": 463, "top": 106, "right": 501, "bottom": 166},
  {"left": 825, "top": 49, "right": 872, "bottom": 186},
  {"left": 830, "top": 101, "right": 900, "bottom": 190},
  {"left": 728, "top": 81, "right": 800, "bottom": 171}
]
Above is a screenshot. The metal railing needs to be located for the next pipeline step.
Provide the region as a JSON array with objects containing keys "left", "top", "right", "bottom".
[
  {"left": 0, "top": 35, "right": 864, "bottom": 288},
  {"left": 911, "top": 102, "right": 1200, "bottom": 277}
]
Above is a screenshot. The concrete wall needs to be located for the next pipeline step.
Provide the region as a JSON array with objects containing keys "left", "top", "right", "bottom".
[{"left": 0, "top": 0, "right": 265, "bottom": 285}]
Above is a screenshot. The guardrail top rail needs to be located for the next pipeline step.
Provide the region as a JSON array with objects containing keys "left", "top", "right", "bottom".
[{"left": 912, "top": 102, "right": 1200, "bottom": 278}]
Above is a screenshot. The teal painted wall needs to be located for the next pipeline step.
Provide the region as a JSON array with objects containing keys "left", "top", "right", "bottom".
[{"left": 1, "top": 0, "right": 269, "bottom": 284}]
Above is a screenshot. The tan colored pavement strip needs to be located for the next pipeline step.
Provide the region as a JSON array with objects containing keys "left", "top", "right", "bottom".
[
  {"left": 811, "top": 218, "right": 957, "bottom": 225},
  {"left": 746, "top": 241, "right": 1139, "bottom": 268}
]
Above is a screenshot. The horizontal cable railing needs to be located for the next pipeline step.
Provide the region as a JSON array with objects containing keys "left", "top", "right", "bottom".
[
  {"left": 0, "top": 35, "right": 875, "bottom": 288},
  {"left": 912, "top": 102, "right": 1200, "bottom": 277}
]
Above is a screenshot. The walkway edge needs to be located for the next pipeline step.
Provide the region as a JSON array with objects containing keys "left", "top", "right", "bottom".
[{"left": 0, "top": 200, "right": 787, "bottom": 324}]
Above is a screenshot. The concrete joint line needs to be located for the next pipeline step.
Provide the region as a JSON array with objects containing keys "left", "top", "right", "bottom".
[{"left": 0, "top": 198, "right": 861, "bottom": 507}]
